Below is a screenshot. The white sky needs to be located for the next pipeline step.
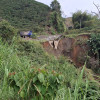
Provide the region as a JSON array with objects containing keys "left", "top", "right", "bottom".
[{"left": 36, "top": 0, "right": 100, "bottom": 17}]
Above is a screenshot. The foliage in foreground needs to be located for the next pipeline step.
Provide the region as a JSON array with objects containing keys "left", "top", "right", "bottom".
[
  {"left": 0, "top": 39, "right": 100, "bottom": 100},
  {"left": 9, "top": 67, "right": 64, "bottom": 100},
  {"left": 0, "top": 40, "right": 77, "bottom": 99},
  {"left": 55, "top": 66, "right": 100, "bottom": 100}
]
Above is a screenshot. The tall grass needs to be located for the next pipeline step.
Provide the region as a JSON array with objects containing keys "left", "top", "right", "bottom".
[
  {"left": 55, "top": 65, "right": 100, "bottom": 100},
  {"left": 0, "top": 40, "right": 32, "bottom": 99},
  {"left": 0, "top": 39, "right": 99, "bottom": 100}
]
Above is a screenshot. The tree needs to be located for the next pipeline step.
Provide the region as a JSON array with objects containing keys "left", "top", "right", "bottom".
[
  {"left": 72, "top": 11, "right": 95, "bottom": 29},
  {"left": 50, "top": 0, "right": 61, "bottom": 15},
  {"left": 91, "top": 2, "right": 100, "bottom": 19},
  {"left": 49, "top": 11, "right": 66, "bottom": 33},
  {"left": 49, "top": 0, "right": 66, "bottom": 33}
]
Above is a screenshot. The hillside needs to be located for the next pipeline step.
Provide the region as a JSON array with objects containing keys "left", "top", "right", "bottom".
[
  {"left": 0, "top": 33, "right": 100, "bottom": 99},
  {"left": 0, "top": 0, "right": 50, "bottom": 31},
  {"left": 65, "top": 17, "right": 74, "bottom": 29},
  {"left": 0, "top": 1, "right": 100, "bottom": 99}
]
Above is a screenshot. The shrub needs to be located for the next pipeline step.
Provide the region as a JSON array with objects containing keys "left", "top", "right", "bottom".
[
  {"left": 55, "top": 66, "right": 100, "bottom": 100},
  {"left": 0, "top": 39, "right": 99, "bottom": 100},
  {"left": 0, "top": 20, "right": 17, "bottom": 43},
  {"left": 67, "top": 29, "right": 80, "bottom": 34},
  {"left": 50, "top": 27, "right": 56, "bottom": 35},
  {"left": 72, "top": 11, "right": 96, "bottom": 29},
  {"left": 88, "top": 33, "right": 100, "bottom": 57},
  {"left": 49, "top": 11, "right": 66, "bottom": 33},
  {"left": 8, "top": 67, "right": 64, "bottom": 99},
  {"left": 31, "top": 33, "right": 37, "bottom": 39},
  {"left": 87, "top": 33, "right": 100, "bottom": 73},
  {"left": 33, "top": 26, "right": 44, "bottom": 33},
  {"left": 16, "top": 40, "right": 50, "bottom": 66},
  {"left": 0, "top": 40, "right": 76, "bottom": 100}
]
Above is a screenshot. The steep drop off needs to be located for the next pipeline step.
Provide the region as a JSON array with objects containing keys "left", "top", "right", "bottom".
[
  {"left": 43, "top": 34, "right": 100, "bottom": 74},
  {"left": 43, "top": 34, "right": 90, "bottom": 67}
]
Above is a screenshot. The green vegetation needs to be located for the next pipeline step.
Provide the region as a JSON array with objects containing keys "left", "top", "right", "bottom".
[
  {"left": 0, "top": 38, "right": 100, "bottom": 100},
  {"left": 72, "top": 11, "right": 96, "bottom": 29},
  {"left": 0, "top": 39, "right": 74, "bottom": 99},
  {"left": 88, "top": 33, "right": 100, "bottom": 56},
  {"left": 49, "top": 11, "right": 66, "bottom": 33},
  {"left": 65, "top": 33, "right": 90, "bottom": 38},
  {"left": 0, "top": 0, "right": 50, "bottom": 32},
  {"left": 16, "top": 40, "right": 50, "bottom": 66},
  {"left": 0, "top": 0, "right": 66, "bottom": 34},
  {"left": 9, "top": 66, "right": 64, "bottom": 99},
  {"left": 49, "top": 0, "right": 66, "bottom": 33},
  {"left": 87, "top": 33, "right": 100, "bottom": 73},
  {"left": 67, "top": 10, "right": 100, "bottom": 36},
  {"left": 0, "top": 20, "right": 18, "bottom": 43},
  {"left": 50, "top": 0, "right": 61, "bottom": 14},
  {"left": 0, "top": 0, "right": 100, "bottom": 100}
]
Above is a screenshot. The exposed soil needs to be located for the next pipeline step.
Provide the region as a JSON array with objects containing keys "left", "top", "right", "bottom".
[
  {"left": 22, "top": 34, "right": 99, "bottom": 73},
  {"left": 43, "top": 34, "right": 90, "bottom": 67},
  {"left": 21, "top": 34, "right": 100, "bottom": 82}
]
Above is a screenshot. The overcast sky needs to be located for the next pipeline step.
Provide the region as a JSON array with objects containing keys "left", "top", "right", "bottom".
[{"left": 36, "top": 0, "right": 100, "bottom": 17}]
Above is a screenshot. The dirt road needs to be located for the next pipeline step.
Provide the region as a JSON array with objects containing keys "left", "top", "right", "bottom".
[
  {"left": 36, "top": 35, "right": 61, "bottom": 41},
  {"left": 23, "top": 35, "right": 62, "bottom": 41}
]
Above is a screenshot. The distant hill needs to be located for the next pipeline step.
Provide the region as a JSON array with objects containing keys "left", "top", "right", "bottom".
[
  {"left": 65, "top": 17, "right": 74, "bottom": 29},
  {"left": 0, "top": 0, "right": 50, "bottom": 31}
]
